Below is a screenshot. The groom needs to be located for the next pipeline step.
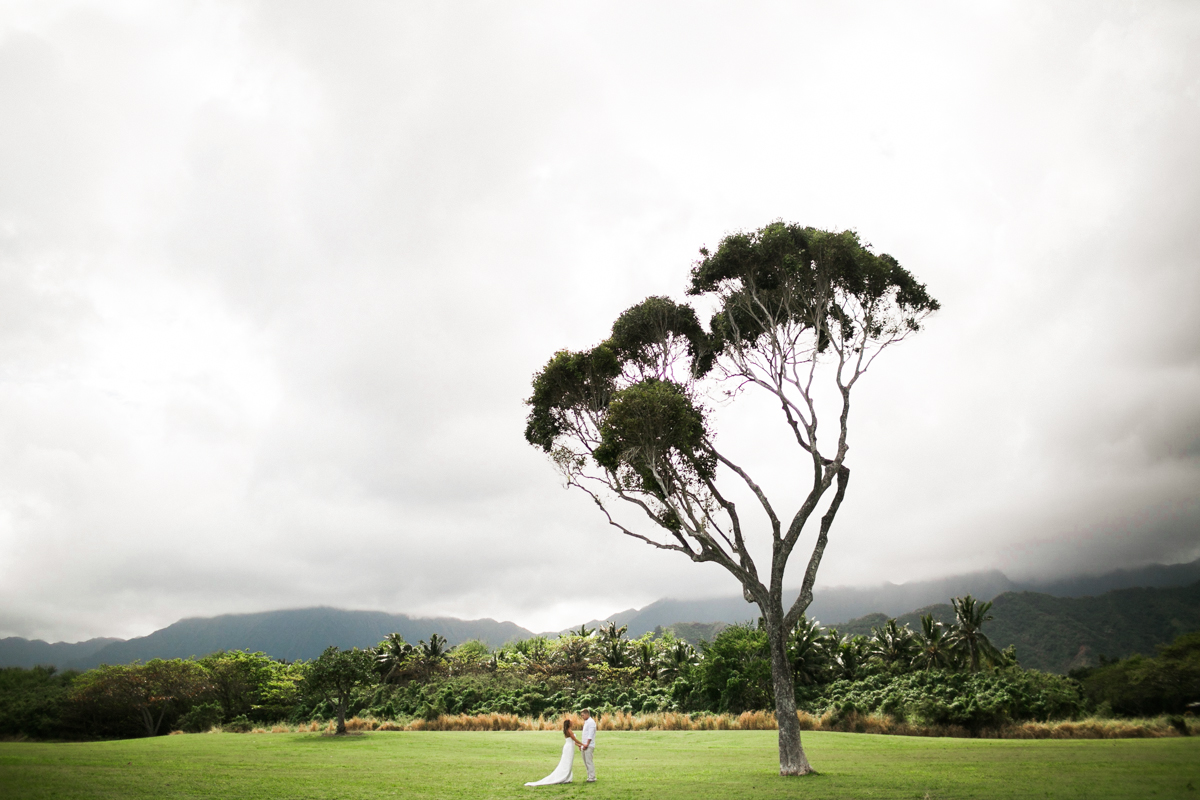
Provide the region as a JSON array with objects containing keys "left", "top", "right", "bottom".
[{"left": 579, "top": 708, "right": 597, "bottom": 782}]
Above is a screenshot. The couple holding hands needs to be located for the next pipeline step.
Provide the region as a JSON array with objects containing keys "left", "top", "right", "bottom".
[{"left": 524, "top": 708, "right": 597, "bottom": 786}]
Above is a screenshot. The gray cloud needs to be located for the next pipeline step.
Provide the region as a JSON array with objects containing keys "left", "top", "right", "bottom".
[{"left": 0, "top": 1, "right": 1198, "bottom": 641}]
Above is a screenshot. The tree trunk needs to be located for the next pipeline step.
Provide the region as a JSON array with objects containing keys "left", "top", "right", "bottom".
[
  {"left": 140, "top": 707, "right": 155, "bottom": 738},
  {"left": 336, "top": 695, "right": 347, "bottom": 735},
  {"left": 767, "top": 620, "right": 813, "bottom": 776}
]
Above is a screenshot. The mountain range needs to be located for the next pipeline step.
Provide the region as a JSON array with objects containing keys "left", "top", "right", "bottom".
[
  {"left": 0, "top": 609, "right": 531, "bottom": 671},
  {"left": 837, "top": 580, "right": 1200, "bottom": 673},
  {"left": 3, "top": 557, "right": 1197, "bottom": 672},
  {"left": 577, "top": 557, "right": 1200, "bottom": 638}
]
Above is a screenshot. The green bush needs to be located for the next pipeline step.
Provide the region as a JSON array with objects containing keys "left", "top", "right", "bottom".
[
  {"left": 811, "top": 669, "right": 1085, "bottom": 729},
  {"left": 177, "top": 702, "right": 224, "bottom": 732},
  {"left": 0, "top": 666, "right": 78, "bottom": 739},
  {"left": 223, "top": 714, "right": 253, "bottom": 733},
  {"left": 691, "top": 625, "right": 773, "bottom": 713},
  {"left": 1074, "top": 630, "right": 1200, "bottom": 716}
]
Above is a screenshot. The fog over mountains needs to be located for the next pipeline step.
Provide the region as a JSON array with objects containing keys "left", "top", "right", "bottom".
[
  {"left": 577, "top": 558, "right": 1200, "bottom": 638},
  {"left": 3, "top": 559, "right": 1197, "bottom": 671}
]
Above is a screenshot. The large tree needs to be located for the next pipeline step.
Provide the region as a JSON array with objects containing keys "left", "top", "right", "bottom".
[
  {"left": 525, "top": 222, "right": 938, "bottom": 774},
  {"left": 303, "top": 646, "right": 376, "bottom": 735}
]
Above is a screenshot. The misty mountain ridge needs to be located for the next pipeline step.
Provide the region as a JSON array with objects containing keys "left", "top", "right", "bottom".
[
  {"left": 3, "top": 558, "right": 1196, "bottom": 671},
  {"left": 588, "top": 557, "right": 1200, "bottom": 638},
  {"left": 0, "top": 608, "right": 534, "bottom": 671},
  {"left": 837, "top": 580, "right": 1200, "bottom": 673}
]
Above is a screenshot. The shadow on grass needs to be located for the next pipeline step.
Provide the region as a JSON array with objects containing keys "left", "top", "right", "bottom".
[{"left": 288, "top": 733, "right": 373, "bottom": 746}]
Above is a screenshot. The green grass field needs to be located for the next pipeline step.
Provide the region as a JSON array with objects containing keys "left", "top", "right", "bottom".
[{"left": 2, "top": 730, "right": 1197, "bottom": 799}]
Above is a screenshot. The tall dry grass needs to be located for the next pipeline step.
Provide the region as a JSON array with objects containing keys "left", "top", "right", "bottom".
[{"left": 202, "top": 711, "right": 1199, "bottom": 739}]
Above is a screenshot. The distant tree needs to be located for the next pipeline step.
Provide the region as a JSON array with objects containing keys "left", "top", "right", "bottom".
[
  {"left": 375, "top": 633, "right": 415, "bottom": 683},
  {"left": 511, "top": 636, "right": 553, "bottom": 674},
  {"left": 788, "top": 617, "right": 832, "bottom": 686},
  {"left": 947, "top": 596, "right": 1003, "bottom": 672},
  {"left": 420, "top": 634, "right": 449, "bottom": 662},
  {"left": 634, "top": 638, "right": 658, "bottom": 679},
  {"left": 303, "top": 647, "right": 376, "bottom": 735},
  {"left": 197, "top": 650, "right": 282, "bottom": 721},
  {"left": 658, "top": 638, "right": 699, "bottom": 681},
  {"left": 832, "top": 634, "right": 872, "bottom": 682},
  {"left": 69, "top": 659, "right": 212, "bottom": 738},
  {"left": 0, "top": 665, "right": 78, "bottom": 739},
  {"left": 555, "top": 634, "right": 594, "bottom": 678},
  {"left": 599, "top": 621, "right": 631, "bottom": 668},
  {"left": 912, "top": 614, "right": 955, "bottom": 671},
  {"left": 696, "top": 624, "right": 774, "bottom": 713},
  {"left": 447, "top": 640, "right": 491, "bottom": 676},
  {"left": 525, "top": 222, "right": 938, "bottom": 774},
  {"left": 572, "top": 623, "right": 595, "bottom": 638},
  {"left": 869, "top": 619, "right": 918, "bottom": 670},
  {"left": 1076, "top": 630, "right": 1200, "bottom": 716}
]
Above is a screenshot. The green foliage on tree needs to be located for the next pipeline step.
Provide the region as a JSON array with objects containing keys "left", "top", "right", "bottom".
[
  {"left": 375, "top": 633, "right": 416, "bottom": 684},
  {"left": 947, "top": 596, "right": 1004, "bottom": 672},
  {"left": 788, "top": 617, "right": 832, "bottom": 687},
  {"left": 1073, "top": 630, "right": 1200, "bottom": 717},
  {"left": 870, "top": 619, "right": 918, "bottom": 670},
  {"left": 302, "top": 647, "right": 376, "bottom": 735},
  {"left": 913, "top": 614, "right": 956, "bottom": 671},
  {"left": 197, "top": 650, "right": 298, "bottom": 723},
  {"left": 692, "top": 624, "right": 774, "bottom": 713},
  {"left": 68, "top": 659, "right": 213, "bottom": 738},
  {"left": 0, "top": 666, "right": 78, "bottom": 739},
  {"left": 2, "top": 612, "right": 1194, "bottom": 741}
]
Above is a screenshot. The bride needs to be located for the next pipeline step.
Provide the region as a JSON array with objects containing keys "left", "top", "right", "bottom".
[{"left": 524, "top": 719, "right": 581, "bottom": 786}]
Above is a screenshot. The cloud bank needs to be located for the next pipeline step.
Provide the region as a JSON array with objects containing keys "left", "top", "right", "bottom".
[{"left": 0, "top": 1, "right": 1197, "bottom": 641}]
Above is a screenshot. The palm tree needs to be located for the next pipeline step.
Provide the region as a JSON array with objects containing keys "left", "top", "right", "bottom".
[
  {"left": 599, "top": 621, "right": 630, "bottom": 668},
  {"left": 633, "top": 640, "right": 658, "bottom": 679},
  {"left": 572, "top": 623, "right": 595, "bottom": 638},
  {"left": 946, "top": 595, "right": 1002, "bottom": 672},
  {"left": 420, "top": 633, "right": 449, "bottom": 662},
  {"left": 375, "top": 633, "right": 414, "bottom": 683},
  {"left": 555, "top": 634, "right": 592, "bottom": 677},
  {"left": 788, "top": 616, "right": 832, "bottom": 686},
  {"left": 657, "top": 639, "right": 698, "bottom": 681},
  {"left": 599, "top": 620, "right": 628, "bottom": 642},
  {"left": 911, "top": 614, "right": 954, "bottom": 671},
  {"left": 832, "top": 634, "right": 870, "bottom": 681},
  {"left": 869, "top": 619, "right": 917, "bottom": 670}
]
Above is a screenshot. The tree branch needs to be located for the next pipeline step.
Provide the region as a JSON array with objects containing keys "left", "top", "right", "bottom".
[{"left": 784, "top": 465, "right": 849, "bottom": 631}]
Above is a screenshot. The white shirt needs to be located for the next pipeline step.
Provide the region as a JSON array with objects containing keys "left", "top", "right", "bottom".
[{"left": 581, "top": 717, "right": 596, "bottom": 748}]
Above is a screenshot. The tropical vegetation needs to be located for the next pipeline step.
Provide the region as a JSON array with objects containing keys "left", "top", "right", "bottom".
[{"left": 2, "top": 594, "right": 1195, "bottom": 741}]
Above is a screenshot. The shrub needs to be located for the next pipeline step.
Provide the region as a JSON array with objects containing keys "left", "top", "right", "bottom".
[
  {"left": 223, "top": 714, "right": 253, "bottom": 733},
  {"left": 177, "top": 702, "right": 224, "bottom": 733},
  {"left": 1074, "top": 631, "right": 1200, "bottom": 716}
]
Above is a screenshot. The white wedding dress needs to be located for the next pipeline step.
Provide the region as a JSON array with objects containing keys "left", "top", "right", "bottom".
[{"left": 525, "top": 738, "right": 575, "bottom": 786}]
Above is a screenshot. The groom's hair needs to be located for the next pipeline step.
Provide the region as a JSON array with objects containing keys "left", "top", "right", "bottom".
[{"left": 581, "top": 708, "right": 591, "bottom": 716}]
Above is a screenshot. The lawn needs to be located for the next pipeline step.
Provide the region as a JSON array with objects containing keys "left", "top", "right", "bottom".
[{"left": 1, "top": 730, "right": 1197, "bottom": 800}]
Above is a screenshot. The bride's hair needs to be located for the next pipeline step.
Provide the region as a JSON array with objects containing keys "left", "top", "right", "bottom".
[{"left": 562, "top": 719, "right": 572, "bottom": 736}]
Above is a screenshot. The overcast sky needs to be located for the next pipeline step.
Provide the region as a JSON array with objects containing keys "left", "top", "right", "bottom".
[{"left": 1, "top": 1, "right": 1198, "bottom": 642}]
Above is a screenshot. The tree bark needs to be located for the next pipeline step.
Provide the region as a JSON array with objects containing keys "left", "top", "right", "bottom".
[
  {"left": 767, "top": 617, "right": 813, "bottom": 776},
  {"left": 140, "top": 707, "right": 155, "bottom": 738},
  {"left": 336, "top": 694, "right": 348, "bottom": 735}
]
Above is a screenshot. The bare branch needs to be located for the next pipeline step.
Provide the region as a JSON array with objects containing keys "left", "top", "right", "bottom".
[
  {"left": 711, "top": 445, "right": 781, "bottom": 539},
  {"left": 784, "top": 465, "right": 850, "bottom": 630}
]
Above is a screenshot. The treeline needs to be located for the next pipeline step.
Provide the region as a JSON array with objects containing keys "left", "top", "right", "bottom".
[
  {"left": 1069, "top": 631, "right": 1200, "bottom": 717},
  {"left": 2, "top": 596, "right": 1196, "bottom": 740}
]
